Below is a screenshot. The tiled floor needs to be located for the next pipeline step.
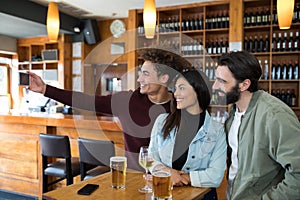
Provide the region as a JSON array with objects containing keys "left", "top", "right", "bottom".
[{"left": 0, "top": 190, "right": 37, "bottom": 200}]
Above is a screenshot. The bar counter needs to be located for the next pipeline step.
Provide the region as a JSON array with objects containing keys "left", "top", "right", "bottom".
[{"left": 0, "top": 113, "right": 124, "bottom": 199}]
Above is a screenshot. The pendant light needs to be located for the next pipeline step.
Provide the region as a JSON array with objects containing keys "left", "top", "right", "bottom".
[
  {"left": 47, "top": 2, "right": 60, "bottom": 41},
  {"left": 143, "top": 0, "right": 156, "bottom": 39},
  {"left": 277, "top": 0, "right": 294, "bottom": 29}
]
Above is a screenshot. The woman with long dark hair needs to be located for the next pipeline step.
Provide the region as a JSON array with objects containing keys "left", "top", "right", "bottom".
[{"left": 149, "top": 69, "right": 227, "bottom": 199}]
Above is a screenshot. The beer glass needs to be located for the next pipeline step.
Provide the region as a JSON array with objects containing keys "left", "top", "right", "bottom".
[
  {"left": 152, "top": 167, "right": 172, "bottom": 200},
  {"left": 110, "top": 156, "right": 127, "bottom": 189},
  {"left": 138, "top": 146, "right": 154, "bottom": 193}
]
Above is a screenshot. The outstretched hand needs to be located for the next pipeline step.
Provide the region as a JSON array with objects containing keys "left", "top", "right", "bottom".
[{"left": 28, "top": 72, "right": 46, "bottom": 94}]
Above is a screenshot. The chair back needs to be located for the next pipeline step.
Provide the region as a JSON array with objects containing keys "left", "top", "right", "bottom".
[
  {"left": 78, "top": 138, "right": 115, "bottom": 166},
  {"left": 39, "top": 133, "right": 71, "bottom": 158}
]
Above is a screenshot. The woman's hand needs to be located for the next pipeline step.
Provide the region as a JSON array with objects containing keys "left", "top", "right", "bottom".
[
  {"left": 28, "top": 72, "right": 46, "bottom": 94},
  {"left": 168, "top": 168, "right": 190, "bottom": 187}
]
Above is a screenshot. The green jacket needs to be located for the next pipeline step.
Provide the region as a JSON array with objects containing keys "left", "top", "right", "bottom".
[{"left": 226, "top": 90, "right": 300, "bottom": 200}]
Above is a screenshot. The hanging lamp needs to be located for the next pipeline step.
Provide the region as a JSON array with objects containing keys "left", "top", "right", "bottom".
[
  {"left": 277, "top": 0, "right": 294, "bottom": 29},
  {"left": 47, "top": 2, "right": 60, "bottom": 41},
  {"left": 143, "top": 0, "right": 156, "bottom": 39}
]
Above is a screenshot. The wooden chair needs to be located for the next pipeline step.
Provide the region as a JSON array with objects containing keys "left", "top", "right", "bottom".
[{"left": 78, "top": 138, "right": 115, "bottom": 180}]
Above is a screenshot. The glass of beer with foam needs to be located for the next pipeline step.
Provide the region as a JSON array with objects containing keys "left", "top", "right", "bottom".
[
  {"left": 152, "top": 166, "right": 172, "bottom": 200},
  {"left": 110, "top": 156, "right": 127, "bottom": 189}
]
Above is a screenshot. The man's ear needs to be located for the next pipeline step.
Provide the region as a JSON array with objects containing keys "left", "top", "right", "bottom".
[
  {"left": 159, "top": 73, "right": 169, "bottom": 84},
  {"left": 240, "top": 79, "right": 251, "bottom": 92}
]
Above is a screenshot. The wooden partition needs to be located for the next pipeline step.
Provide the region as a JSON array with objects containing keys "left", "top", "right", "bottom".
[{"left": 0, "top": 113, "right": 123, "bottom": 199}]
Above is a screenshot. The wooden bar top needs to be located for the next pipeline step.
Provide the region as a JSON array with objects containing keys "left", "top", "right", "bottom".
[
  {"left": 0, "top": 113, "right": 122, "bottom": 131},
  {"left": 43, "top": 171, "right": 210, "bottom": 200}
]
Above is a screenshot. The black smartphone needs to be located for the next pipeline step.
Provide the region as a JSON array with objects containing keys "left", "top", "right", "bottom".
[
  {"left": 77, "top": 184, "right": 99, "bottom": 195},
  {"left": 19, "top": 72, "right": 30, "bottom": 86}
]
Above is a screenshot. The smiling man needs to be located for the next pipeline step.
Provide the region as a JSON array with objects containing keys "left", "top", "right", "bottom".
[
  {"left": 213, "top": 51, "right": 300, "bottom": 200},
  {"left": 28, "top": 48, "right": 191, "bottom": 170}
]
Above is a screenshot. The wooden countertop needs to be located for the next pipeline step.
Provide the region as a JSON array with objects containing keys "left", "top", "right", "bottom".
[
  {"left": 43, "top": 171, "right": 210, "bottom": 200},
  {"left": 0, "top": 113, "right": 122, "bottom": 131}
]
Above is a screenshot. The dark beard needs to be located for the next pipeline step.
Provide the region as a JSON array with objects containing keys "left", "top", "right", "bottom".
[
  {"left": 214, "top": 83, "right": 240, "bottom": 105},
  {"left": 226, "top": 83, "right": 241, "bottom": 104}
]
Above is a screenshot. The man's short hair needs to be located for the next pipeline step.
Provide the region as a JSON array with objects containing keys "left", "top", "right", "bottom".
[{"left": 138, "top": 48, "right": 192, "bottom": 85}]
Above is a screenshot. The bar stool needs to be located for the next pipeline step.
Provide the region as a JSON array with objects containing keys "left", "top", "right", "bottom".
[
  {"left": 39, "top": 133, "right": 80, "bottom": 193},
  {"left": 78, "top": 138, "right": 115, "bottom": 180}
]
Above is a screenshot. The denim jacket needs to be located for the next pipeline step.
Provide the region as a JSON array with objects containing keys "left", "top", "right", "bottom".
[{"left": 149, "top": 111, "right": 227, "bottom": 187}]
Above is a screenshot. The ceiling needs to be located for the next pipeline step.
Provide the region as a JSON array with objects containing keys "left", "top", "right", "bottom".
[{"left": 0, "top": 0, "right": 214, "bottom": 39}]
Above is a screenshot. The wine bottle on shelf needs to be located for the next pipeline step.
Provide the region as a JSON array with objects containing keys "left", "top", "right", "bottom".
[
  {"left": 221, "top": 37, "right": 226, "bottom": 54},
  {"left": 272, "top": 32, "right": 277, "bottom": 52},
  {"left": 217, "top": 38, "right": 222, "bottom": 54},
  {"left": 256, "top": 8, "right": 262, "bottom": 26},
  {"left": 207, "top": 39, "right": 212, "bottom": 54},
  {"left": 199, "top": 15, "right": 203, "bottom": 30},
  {"left": 264, "top": 60, "right": 269, "bottom": 80},
  {"left": 225, "top": 37, "right": 229, "bottom": 53},
  {"left": 280, "top": 89, "right": 287, "bottom": 104},
  {"left": 181, "top": 40, "right": 186, "bottom": 55},
  {"left": 264, "top": 34, "right": 269, "bottom": 52},
  {"left": 291, "top": 89, "right": 297, "bottom": 107},
  {"left": 296, "top": 4, "right": 300, "bottom": 23},
  {"left": 170, "top": 17, "right": 175, "bottom": 32},
  {"left": 294, "top": 31, "right": 299, "bottom": 51},
  {"left": 218, "top": 11, "right": 223, "bottom": 28},
  {"left": 192, "top": 40, "right": 198, "bottom": 55},
  {"left": 197, "top": 39, "right": 203, "bottom": 55},
  {"left": 250, "top": 10, "right": 256, "bottom": 26},
  {"left": 286, "top": 89, "right": 291, "bottom": 106},
  {"left": 190, "top": 16, "right": 194, "bottom": 30},
  {"left": 165, "top": 18, "right": 170, "bottom": 32},
  {"left": 294, "top": 60, "right": 299, "bottom": 80},
  {"left": 271, "top": 61, "right": 276, "bottom": 80},
  {"left": 215, "top": 11, "right": 220, "bottom": 29},
  {"left": 288, "top": 31, "right": 294, "bottom": 51},
  {"left": 205, "top": 62, "right": 210, "bottom": 78},
  {"left": 188, "top": 40, "right": 193, "bottom": 55},
  {"left": 266, "top": 7, "right": 271, "bottom": 25},
  {"left": 194, "top": 15, "right": 199, "bottom": 30},
  {"left": 258, "top": 35, "right": 264, "bottom": 52},
  {"left": 244, "top": 10, "right": 249, "bottom": 27},
  {"left": 244, "top": 36, "right": 249, "bottom": 52},
  {"left": 275, "top": 89, "right": 281, "bottom": 99},
  {"left": 262, "top": 7, "right": 267, "bottom": 25},
  {"left": 186, "top": 16, "right": 190, "bottom": 31},
  {"left": 182, "top": 18, "right": 187, "bottom": 31},
  {"left": 224, "top": 10, "right": 229, "bottom": 28},
  {"left": 254, "top": 35, "right": 259, "bottom": 53},
  {"left": 249, "top": 35, "right": 254, "bottom": 53},
  {"left": 206, "top": 12, "right": 210, "bottom": 29},
  {"left": 276, "top": 60, "right": 282, "bottom": 80},
  {"left": 273, "top": 6, "right": 278, "bottom": 24},
  {"left": 212, "top": 38, "right": 218, "bottom": 54},
  {"left": 282, "top": 32, "right": 288, "bottom": 52},
  {"left": 175, "top": 16, "right": 180, "bottom": 32},
  {"left": 209, "top": 61, "right": 214, "bottom": 80},
  {"left": 287, "top": 60, "right": 293, "bottom": 80},
  {"left": 276, "top": 32, "right": 282, "bottom": 52},
  {"left": 281, "top": 60, "right": 287, "bottom": 80},
  {"left": 293, "top": 5, "right": 298, "bottom": 23},
  {"left": 210, "top": 11, "right": 216, "bottom": 29}
]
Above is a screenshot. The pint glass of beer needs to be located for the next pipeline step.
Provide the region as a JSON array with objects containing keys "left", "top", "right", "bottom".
[
  {"left": 110, "top": 156, "right": 127, "bottom": 189},
  {"left": 152, "top": 167, "right": 172, "bottom": 199}
]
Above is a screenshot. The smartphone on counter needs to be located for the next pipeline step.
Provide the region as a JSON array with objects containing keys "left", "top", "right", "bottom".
[
  {"left": 19, "top": 72, "right": 30, "bottom": 86},
  {"left": 77, "top": 184, "right": 99, "bottom": 195}
]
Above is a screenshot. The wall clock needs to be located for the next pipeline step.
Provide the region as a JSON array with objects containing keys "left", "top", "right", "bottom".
[{"left": 110, "top": 19, "right": 126, "bottom": 38}]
